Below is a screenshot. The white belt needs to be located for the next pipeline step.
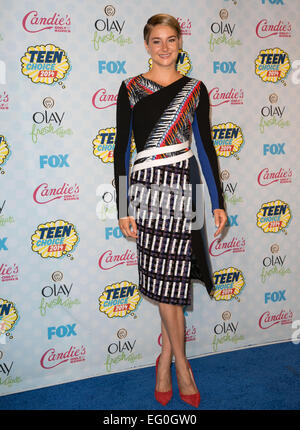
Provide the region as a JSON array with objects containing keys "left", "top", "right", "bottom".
[{"left": 131, "top": 141, "right": 194, "bottom": 173}]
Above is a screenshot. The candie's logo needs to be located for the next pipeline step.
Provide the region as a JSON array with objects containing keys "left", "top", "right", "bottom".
[
  {"left": 92, "top": 89, "right": 117, "bottom": 109},
  {"left": 21, "top": 44, "right": 71, "bottom": 85},
  {"left": 257, "top": 167, "right": 292, "bottom": 186},
  {"left": 31, "top": 220, "right": 79, "bottom": 258},
  {"left": 256, "top": 200, "right": 291, "bottom": 233},
  {"left": 93, "top": 128, "right": 115, "bottom": 163},
  {"left": 99, "top": 280, "right": 142, "bottom": 318},
  {"left": 0, "top": 135, "right": 11, "bottom": 171},
  {"left": 212, "top": 267, "right": 245, "bottom": 301},
  {"left": 209, "top": 236, "right": 246, "bottom": 257},
  {"left": 98, "top": 249, "right": 137, "bottom": 270},
  {"left": 40, "top": 345, "right": 86, "bottom": 369},
  {"left": 22, "top": 11, "right": 71, "bottom": 33},
  {"left": 209, "top": 87, "right": 244, "bottom": 107},
  {"left": 33, "top": 182, "right": 79, "bottom": 204},
  {"left": 259, "top": 309, "right": 293, "bottom": 330},
  {"left": 0, "top": 298, "right": 19, "bottom": 338},
  {"left": 255, "top": 48, "right": 291, "bottom": 83},
  {"left": 212, "top": 122, "right": 244, "bottom": 158},
  {"left": 255, "top": 19, "right": 291, "bottom": 39}
]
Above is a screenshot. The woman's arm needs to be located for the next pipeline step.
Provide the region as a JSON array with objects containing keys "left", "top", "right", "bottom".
[
  {"left": 192, "top": 81, "right": 227, "bottom": 235},
  {"left": 113, "top": 81, "right": 133, "bottom": 219}
]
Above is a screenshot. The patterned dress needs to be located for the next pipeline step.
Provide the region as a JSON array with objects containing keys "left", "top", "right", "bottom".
[{"left": 113, "top": 74, "right": 224, "bottom": 306}]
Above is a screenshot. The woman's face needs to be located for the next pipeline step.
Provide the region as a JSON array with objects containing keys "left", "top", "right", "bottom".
[{"left": 144, "top": 24, "right": 182, "bottom": 70}]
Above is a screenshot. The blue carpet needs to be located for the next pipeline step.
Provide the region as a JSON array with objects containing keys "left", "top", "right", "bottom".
[{"left": 0, "top": 341, "right": 299, "bottom": 411}]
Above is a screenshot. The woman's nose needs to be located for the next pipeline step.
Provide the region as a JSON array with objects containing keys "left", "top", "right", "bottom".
[{"left": 161, "top": 41, "right": 168, "bottom": 51}]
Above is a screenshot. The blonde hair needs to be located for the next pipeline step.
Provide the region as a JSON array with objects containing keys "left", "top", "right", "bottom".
[{"left": 143, "top": 13, "right": 181, "bottom": 44}]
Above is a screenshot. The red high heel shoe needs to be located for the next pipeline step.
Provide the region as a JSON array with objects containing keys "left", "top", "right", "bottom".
[
  {"left": 177, "top": 361, "right": 201, "bottom": 408},
  {"left": 154, "top": 354, "right": 173, "bottom": 406}
]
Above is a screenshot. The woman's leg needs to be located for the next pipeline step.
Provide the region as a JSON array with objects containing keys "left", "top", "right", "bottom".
[
  {"left": 155, "top": 319, "right": 173, "bottom": 392},
  {"left": 157, "top": 302, "right": 198, "bottom": 395}
]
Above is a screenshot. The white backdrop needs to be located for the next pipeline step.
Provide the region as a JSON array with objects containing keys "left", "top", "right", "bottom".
[{"left": 0, "top": 0, "right": 299, "bottom": 396}]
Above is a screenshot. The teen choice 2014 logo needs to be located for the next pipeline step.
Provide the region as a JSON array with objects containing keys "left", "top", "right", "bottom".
[
  {"left": 256, "top": 200, "right": 291, "bottom": 234},
  {"left": 212, "top": 122, "right": 244, "bottom": 158},
  {"left": 92, "top": 127, "right": 136, "bottom": 164},
  {"left": 255, "top": 48, "right": 291, "bottom": 84},
  {"left": 31, "top": 220, "right": 79, "bottom": 259},
  {"left": 21, "top": 44, "right": 71, "bottom": 85},
  {"left": 148, "top": 49, "right": 192, "bottom": 76},
  {"left": 99, "top": 280, "right": 142, "bottom": 318},
  {"left": 0, "top": 135, "right": 11, "bottom": 172},
  {"left": 0, "top": 298, "right": 19, "bottom": 338},
  {"left": 93, "top": 127, "right": 115, "bottom": 163},
  {"left": 212, "top": 267, "right": 245, "bottom": 301}
]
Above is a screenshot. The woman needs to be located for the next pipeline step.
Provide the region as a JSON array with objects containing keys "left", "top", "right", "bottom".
[{"left": 113, "top": 14, "right": 227, "bottom": 408}]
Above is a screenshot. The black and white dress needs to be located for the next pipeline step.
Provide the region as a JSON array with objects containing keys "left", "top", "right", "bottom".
[{"left": 113, "top": 74, "right": 225, "bottom": 306}]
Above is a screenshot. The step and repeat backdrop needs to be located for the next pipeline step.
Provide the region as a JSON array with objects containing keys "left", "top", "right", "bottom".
[{"left": 0, "top": 0, "right": 299, "bottom": 396}]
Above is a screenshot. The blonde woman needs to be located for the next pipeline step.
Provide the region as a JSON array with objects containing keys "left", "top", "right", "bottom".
[{"left": 113, "top": 13, "right": 227, "bottom": 408}]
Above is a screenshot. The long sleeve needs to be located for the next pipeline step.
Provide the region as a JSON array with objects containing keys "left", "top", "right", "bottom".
[
  {"left": 113, "top": 81, "right": 133, "bottom": 219},
  {"left": 192, "top": 81, "right": 225, "bottom": 213}
]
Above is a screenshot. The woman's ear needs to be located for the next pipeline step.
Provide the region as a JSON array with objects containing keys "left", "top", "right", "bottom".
[
  {"left": 178, "top": 35, "right": 183, "bottom": 51},
  {"left": 144, "top": 39, "right": 150, "bottom": 55}
]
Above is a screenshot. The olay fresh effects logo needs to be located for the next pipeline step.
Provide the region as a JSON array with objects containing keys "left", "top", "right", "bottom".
[
  {"left": 0, "top": 354, "right": 21, "bottom": 386},
  {"left": 39, "top": 271, "right": 80, "bottom": 317},
  {"left": 209, "top": 9, "right": 241, "bottom": 52},
  {"left": 256, "top": 200, "right": 291, "bottom": 233},
  {"left": 0, "top": 200, "right": 15, "bottom": 228},
  {"left": 255, "top": 48, "right": 291, "bottom": 84},
  {"left": 260, "top": 244, "right": 291, "bottom": 284},
  {"left": 92, "top": 5, "right": 132, "bottom": 51},
  {"left": 256, "top": 19, "right": 291, "bottom": 39},
  {"left": 212, "top": 267, "right": 245, "bottom": 302},
  {"left": 99, "top": 280, "right": 142, "bottom": 318},
  {"left": 21, "top": 45, "right": 71, "bottom": 86},
  {"left": 31, "top": 97, "right": 72, "bottom": 144},
  {"left": 212, "top": 122, "right": 244, "bottom": 158},
  {"left": 31, "top": 220, "right": 79, "bottom": 259},
  {"left": 209, "top": 86, "right": 244, "bottom": 106},
  {"left": 258, "top": 309, "right": 293, "bottom": 330},
  {"left": 96, "top": 183, "right": 117, "bottom": 221},
  {"left": 40, "top": 345, "right": 86, "bottom": 369},
  {"left": 220, "top": 170, "right": 243, "bottom": 205},
  {"left": 0, "top": 135, "right": 11, "bottom": 173},
  {"left": 33, "top": 182, "right": 79, "bottom": 204},
  {"left": 98, "top": 249, "right": 137, "bottom": 270},
  {"left": 212, "top": 311, "right": 244, "bottom": 352},
  {"left": 105, "top": 329, "right": 142, "bottom": 373},
  {"left": 22, "top": 11, "right": 71, "bottom": 33},
  {"left": 0, "top": 91, "right": 9, "bottom": 110},
  {"left": 209, "top": 236, "right": 246, "bottom": 257},
  {"left": 257, "top": 167, "right": 292, "bottom": 186},
  {"left": 259, "top": 93, "right": 289, "bottom": 134},
  {"left": 93, "top": 127, "right": 115, "bottom": 162}
]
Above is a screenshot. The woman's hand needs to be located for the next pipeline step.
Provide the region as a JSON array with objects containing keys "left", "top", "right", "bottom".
[
  {"left": 118, "top": 216, "right": 138, "bottom": 239},
  {"left": 213, "top": 209, "right": 227, "bottom": 237}
]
